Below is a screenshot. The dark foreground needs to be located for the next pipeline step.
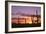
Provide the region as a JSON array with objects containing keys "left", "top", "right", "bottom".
[{"left": 12, "top": 23, "right": 41, "bottom": 28}]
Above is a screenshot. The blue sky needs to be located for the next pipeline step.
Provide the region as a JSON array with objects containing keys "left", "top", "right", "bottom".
[{"left": 11, "top": 6, "right": 41, "bottom": 18}]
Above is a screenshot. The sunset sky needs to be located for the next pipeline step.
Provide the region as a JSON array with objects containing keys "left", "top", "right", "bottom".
[{"left": 11, "top": 6, "right": 41, "bottom": 18}]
